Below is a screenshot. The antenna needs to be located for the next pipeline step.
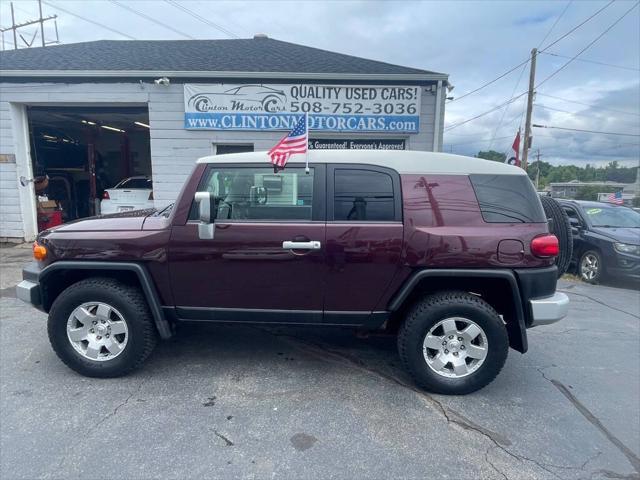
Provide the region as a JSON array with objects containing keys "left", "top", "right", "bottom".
[{"left": 0, "top": 0, "right": 59, "bottom": 50}]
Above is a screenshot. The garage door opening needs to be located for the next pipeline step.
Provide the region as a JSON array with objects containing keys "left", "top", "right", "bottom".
[{"left": 27, "top": 106, "right": 152, "bottom": 231}]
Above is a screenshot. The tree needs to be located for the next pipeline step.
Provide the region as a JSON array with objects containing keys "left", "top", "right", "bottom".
[{"left": 476, "top": 150, "right": 506, "bottom": 162}]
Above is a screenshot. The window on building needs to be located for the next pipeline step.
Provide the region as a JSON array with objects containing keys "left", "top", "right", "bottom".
[
  {"left": 214, "top": 144, "right": 254, "bottom": 155},
  {"left": 333, "top": 169, "right": 395, "bottom": 221},
  {"left": 191, "top": 166, "right": 314, "bottom": 221}
]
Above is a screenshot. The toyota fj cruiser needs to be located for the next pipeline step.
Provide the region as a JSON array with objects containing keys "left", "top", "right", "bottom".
[{"left": 17, "top": 150, "right": 569, "bottom": 394}]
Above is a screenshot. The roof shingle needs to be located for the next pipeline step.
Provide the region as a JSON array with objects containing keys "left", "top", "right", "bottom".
[{"left": 0, "top": 38, "right": 444, "bottom": 77}]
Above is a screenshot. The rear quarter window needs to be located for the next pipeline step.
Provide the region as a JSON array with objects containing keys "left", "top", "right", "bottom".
[{"left": 469, "top": 174, "right": 546, "bottom": 223}]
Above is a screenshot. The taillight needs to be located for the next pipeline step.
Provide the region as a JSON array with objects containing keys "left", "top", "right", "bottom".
[
  {"left": 531, "top": 234, "right": 559, "bottom": 258},
  {"left": 102, "top": 191, "right": 110, "bottom": 199},
  {"left": 148, "top": 191, "right": 154, "bottom": 200}
]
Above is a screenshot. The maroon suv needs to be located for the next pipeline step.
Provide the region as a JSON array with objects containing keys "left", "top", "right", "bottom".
[{"left": 17, "top": 150, "right": 569, "bottom": 395}]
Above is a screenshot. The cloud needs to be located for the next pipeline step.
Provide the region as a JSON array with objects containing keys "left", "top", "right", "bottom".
[{"left": 1, "top": 0, "right": 638, "bottom": 166}]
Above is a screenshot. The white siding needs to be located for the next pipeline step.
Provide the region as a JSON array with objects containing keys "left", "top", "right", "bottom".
[{"left": 0, "top": 80, "right": 441, "bottom": 240}]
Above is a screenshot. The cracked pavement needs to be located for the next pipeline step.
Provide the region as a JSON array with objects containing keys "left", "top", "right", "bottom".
[{"left": 1, "top": 245, "right": 638, "bottom": 479}]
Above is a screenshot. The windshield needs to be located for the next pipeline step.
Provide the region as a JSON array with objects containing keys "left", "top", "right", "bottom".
[{"left": 583, "top": 205, "right": 640, "bottom": 228}]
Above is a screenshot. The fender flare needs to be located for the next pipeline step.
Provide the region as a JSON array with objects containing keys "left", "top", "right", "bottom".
[
  {"left": 39, "top": 261, "right": 173, "bottom": 340},
  {"left": 388, "top": 269, "right": 527, "bottom": 353}
]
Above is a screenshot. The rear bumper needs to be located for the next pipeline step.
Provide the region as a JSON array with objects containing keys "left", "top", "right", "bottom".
[{"left": 529, "top": 292, "right": 569, "bottom": 327}]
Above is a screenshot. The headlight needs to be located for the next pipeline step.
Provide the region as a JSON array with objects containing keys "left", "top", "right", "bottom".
[{"left": 614, "top": 243, "right": 640, "bottom": 255}]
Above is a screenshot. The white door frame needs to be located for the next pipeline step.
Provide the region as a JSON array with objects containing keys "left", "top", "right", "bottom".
[{"left": 10, "top": 103, "right": 38, "bottom": 241}]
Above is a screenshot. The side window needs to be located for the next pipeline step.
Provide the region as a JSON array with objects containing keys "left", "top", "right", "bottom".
[
  {"left": 190, "top": 166, "right": 314, "bottom": 221},
  {"left": 469, "top": 174, "right": 547, "bottom": 223},
  {"left": 334, "top": 169, "right": 395, "bottom": 221}
]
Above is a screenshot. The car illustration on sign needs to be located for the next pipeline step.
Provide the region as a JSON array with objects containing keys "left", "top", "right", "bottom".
[{"left": 188, "top": 84, "right": 287, "bottom": 113}]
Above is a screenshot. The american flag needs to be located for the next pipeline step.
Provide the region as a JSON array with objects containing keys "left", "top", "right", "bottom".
[
  {"left": 268, "top": 114, "right": 308, "bottom": 169},
  {"left": 607, "top": 190, "right": 624, "bottom": 205}
]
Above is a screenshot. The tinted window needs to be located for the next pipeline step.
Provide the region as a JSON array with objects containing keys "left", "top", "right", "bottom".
[
  {"left": 115, "top": 178, "right": 152, "bottom": 189},
  {"left": 334, "top": 169, "right": 395, "bottom": 221},
  {"left": 470, "top": 174, "right": 546, "bottom": 223},
  {"left": 190, "top": 166, "right": 314, "bottom": 221}
]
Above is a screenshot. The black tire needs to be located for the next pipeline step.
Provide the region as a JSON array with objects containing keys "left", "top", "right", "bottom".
[
  {"left": 540, "top": 195, "right": 573, "bottom": 278},
  {"left": 48, "top": 277, "right": 158, "bottom": 378},
  {"left": 578, "top": 250, "right": 603, "bottom": 284},
  {"left": 398, "top": 291, "right": 508, "bottom": 395}
]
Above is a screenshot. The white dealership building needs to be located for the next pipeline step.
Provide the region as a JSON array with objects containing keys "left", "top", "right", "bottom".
[{"left": 0, "top": 36, "right": 448, "bottom": 241}]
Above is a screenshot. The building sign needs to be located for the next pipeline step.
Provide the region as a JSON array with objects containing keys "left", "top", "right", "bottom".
[
  {"left": 308, "top": 139, "right": 405, "bottom": 150},
  {"left": 184, "top": 84, "right": 420, "bottom": 133}
]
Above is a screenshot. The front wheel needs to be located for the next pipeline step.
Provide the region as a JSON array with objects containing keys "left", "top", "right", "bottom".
[
  {"left": 48, "top": 278, "right": 158, "bottom": 377},
  {"left": 579, "top": 250, "right": 602, "bottom": 284},
  {"left": 398, "top": 291, "right": 508, "bottom": 395}
]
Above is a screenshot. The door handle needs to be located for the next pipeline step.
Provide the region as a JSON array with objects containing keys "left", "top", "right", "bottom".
[{"left": 282, "top": 240, "right": 321, "bottom": 250}]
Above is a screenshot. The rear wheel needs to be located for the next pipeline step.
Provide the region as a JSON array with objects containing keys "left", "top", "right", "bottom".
[
  {"left": 540, "top": 195, "right": 572, "bottom": 278},
  {"left": 579, "top": 250, "right": 602, "bottom": 284},
  {"left": 398, "top": 291, "right": 508, "bottom": 395},
  {"left": 48, "top": 278, "right": 158, "bottom": 377}
]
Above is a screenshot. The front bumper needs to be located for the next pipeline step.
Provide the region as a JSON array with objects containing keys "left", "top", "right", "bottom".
[
  {"left": 529, "top": 292, "right": 569, "bottom": 327},
  {"left": 16, "top": 262, "right": 43, "bottom": 309},
  {"left": 16, "top": 280, "right": 40, "bottom": 306}
]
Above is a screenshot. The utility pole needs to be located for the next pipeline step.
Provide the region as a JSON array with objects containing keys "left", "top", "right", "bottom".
[
  {"left": 10, "top": 3, "right": 18, "bottom": 50},
  {"left": 522, "top": 48, "right": 537, "bottom": 172},
  {"left": 1, "top": 1, "right": 59, "bottom": 50},
  {"left": 535, "top": 149, "right": 542, "bottom": 190},
  {"left": 38, "top": 0, "right": 45, "bottom": 48}
]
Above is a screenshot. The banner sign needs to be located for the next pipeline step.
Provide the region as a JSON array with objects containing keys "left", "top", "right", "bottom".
[
  {"left": 308, "top": 139, "right": 405, "bottom": 150},
  {"left": 184, "top": 84, "right": 420, "bottom": 133}
]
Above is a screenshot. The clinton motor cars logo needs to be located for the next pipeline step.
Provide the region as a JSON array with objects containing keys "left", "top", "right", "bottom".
[
  {"left": 187, "top": 85, "right": 288, "bottom": 114},
  {"left": 184, "top": 83, "right": 421, "bottom": 132}
]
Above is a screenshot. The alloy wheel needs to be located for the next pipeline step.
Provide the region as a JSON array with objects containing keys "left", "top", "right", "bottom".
[
  {"left": 422, "top": 317, "right": 488, "bottom": 378},
  {"left": 66, "top": 302, "right": 129, "bottom": 361},
  {"left": 580, "top": 253, "right": 599, "bottom": 281}
]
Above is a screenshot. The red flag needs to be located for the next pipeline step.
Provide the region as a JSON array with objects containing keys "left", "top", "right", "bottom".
[{"left": 505, "top": 129, "right": 521, "bottom": 167}]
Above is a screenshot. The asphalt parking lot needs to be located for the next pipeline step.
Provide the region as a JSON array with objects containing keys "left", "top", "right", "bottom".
[{"left": 1, "top": 244, "right": 638, "bottom": 480}]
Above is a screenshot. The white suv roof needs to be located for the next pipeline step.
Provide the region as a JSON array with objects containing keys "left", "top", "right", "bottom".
[{"left": 196, "top": 150, "right": 527, "bottom": 176}]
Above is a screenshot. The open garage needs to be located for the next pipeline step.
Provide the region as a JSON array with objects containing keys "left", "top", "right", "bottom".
[{"left": 26, "top": 106, "right": 151, "bottom": 231}]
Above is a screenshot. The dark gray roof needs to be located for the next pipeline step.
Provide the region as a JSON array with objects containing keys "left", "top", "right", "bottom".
[{"left": 0, "top": 38, "right": 444, "bottom": 77}]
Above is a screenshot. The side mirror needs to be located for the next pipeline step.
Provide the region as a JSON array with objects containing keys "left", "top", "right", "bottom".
[
  {"left": 568, "top": 216, "right": 582, "bottom": 234},
  {"left": 194, "top": 192, "right": 215, "bottom": 239}
]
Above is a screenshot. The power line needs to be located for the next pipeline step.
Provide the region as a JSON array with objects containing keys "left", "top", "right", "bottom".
[
  {"left": 444, "top": 0, "right": 614, "bottom": 106},
  {"left": 534, "top": 103, "right": 638, "bottom": 122},
  {"left": 537, "top": 93, "right": 640, "bottom": 117},
  {"left": 444, "top": 135, "right": 513, "bottom": 148},
  {"left": 163, "top": 0, "right": 240, "bottom": 39},
  {"left": 108, "top": 0, "right": 194, "bottom": 39},
  {"left": 446, "top": 59, "right": 529, "bottom": 104},
  {"left": 539, "top": 0, "right": 615, "bottom": 52},
  {"left": 41, "top": 0, "right": 136, "bottom": 40},
  {"left": 444, "top": 92, "right": 527, "bottom": 131},
  {"left": 489, "top": 0, "right": 572, "bottom": 150},
  {"left": 536, "top": 1, "right": 640, "bottom": 88},
  {"left": 532, "top": 124, "right": 640, "bottom": 137},
  {"left": 540, "top": 51, "right": 640, "bottom": 72}
]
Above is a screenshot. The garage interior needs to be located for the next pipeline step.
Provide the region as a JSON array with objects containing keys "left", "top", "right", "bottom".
[{"left": 27, "top": 106, "right": 152, "bottom": 231}]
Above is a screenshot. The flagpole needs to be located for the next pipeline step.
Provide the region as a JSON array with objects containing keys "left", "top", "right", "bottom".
[{"left": 305, "top": 112, "right": 310, "bottom": 174}]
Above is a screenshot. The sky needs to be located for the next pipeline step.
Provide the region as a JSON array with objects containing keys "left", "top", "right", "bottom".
[{"left": 1, "top": 0, "right": 639, "bottom": 167}]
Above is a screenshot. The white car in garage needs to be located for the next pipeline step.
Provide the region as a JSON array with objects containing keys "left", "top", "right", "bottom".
[{"left": 100, "top": 176, "right": 154, "bottom": 215}]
